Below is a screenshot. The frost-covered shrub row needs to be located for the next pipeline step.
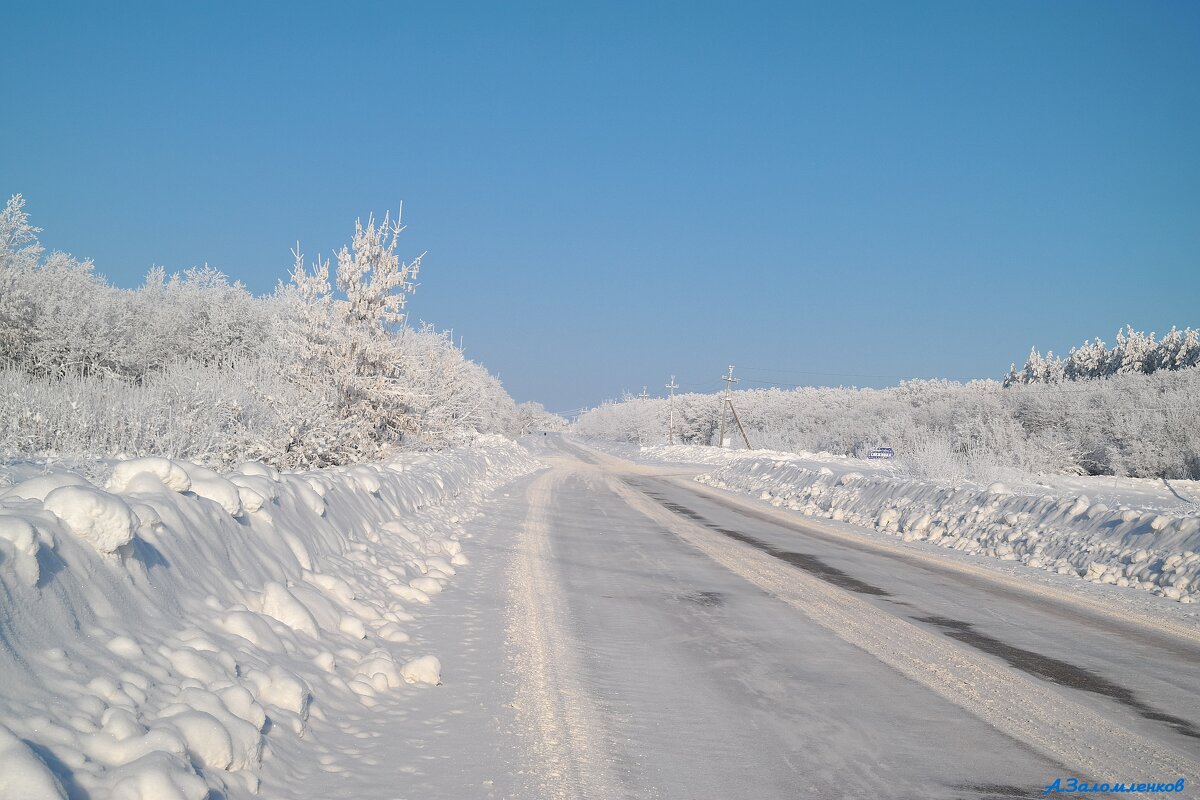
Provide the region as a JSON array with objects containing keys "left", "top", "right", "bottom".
[
  {"left": 572, "top": 370, "right": 1200, "bottom": 480},
  {"left": 0, "top": 195, "right": 546, "bottom": 467},
  {"left": 1004, "top": 325, "right": 1200, "bottom": 386}
]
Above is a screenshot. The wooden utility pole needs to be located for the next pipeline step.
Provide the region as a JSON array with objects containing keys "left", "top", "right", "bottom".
[
  {"left": 717, "top": 365, "right": 752, "bottom": 449},
  {"left": 665, "top": 375, "right": 678, "bottom": 444}
]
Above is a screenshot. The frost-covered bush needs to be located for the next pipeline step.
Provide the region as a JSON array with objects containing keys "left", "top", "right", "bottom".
[
  {"left": 573, "top": 370, "right": 1200, "bottom": 480},
  {"left": 1008, "top": 369, "right": 1200, "bottom": 478},
  {"left": 0, "top": 194, "right": 531, "bottom": 468},
  {"left": 899, "top": 431, "right": 1003, "bottom": 485},
  {"left": 515, "top": 401, "right": 568, "bottom": 434},
  {"left": 0, "top": 359, "right": 316, "bottom": 467}
]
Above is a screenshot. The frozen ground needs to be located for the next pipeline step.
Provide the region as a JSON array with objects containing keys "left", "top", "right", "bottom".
[{"left": 2, "top": 434, "right": 1198, "bottom": 798}]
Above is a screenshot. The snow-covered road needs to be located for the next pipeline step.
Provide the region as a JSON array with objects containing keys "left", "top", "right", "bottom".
[{"left": 492, "top": 435, "right": 1199, "bottom": 799}]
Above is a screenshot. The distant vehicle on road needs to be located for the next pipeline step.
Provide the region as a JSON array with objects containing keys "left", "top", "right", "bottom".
[{"left": 867, "top": 447, "right": 894, "bottom": 460}]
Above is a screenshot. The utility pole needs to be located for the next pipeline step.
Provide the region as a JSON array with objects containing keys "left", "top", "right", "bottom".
[
  {"left": 665, "top": 375, "right": 678, "bottom": 445},
  {"left": 717, "top": 366, "right": 735, "bottom": 447},
  {"left": 717, "top": 365, "right": 752, "bottom": 449},
  {"left": 639, "top": 386, "right": 650, "bottom": 401}
]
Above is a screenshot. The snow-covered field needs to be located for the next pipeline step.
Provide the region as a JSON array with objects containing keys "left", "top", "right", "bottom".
[
  {"left": 588, "top": 441, "right": 1200, "bottom": 606},
  {"left": 0, "top": 438, "right": 541, "bottom": 799}
]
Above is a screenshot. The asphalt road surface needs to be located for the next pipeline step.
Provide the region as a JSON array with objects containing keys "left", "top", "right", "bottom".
[{"left": 495, "top": 435, "right": 1199, "bottom": 799}]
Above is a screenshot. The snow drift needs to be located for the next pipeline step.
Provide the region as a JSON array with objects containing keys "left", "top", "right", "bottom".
[
  {"left": 0, "top": 437, "right": 540, "bottom": 798},
  {"left": 697, "top": 457, "right": 1200, "bottom": 604}
]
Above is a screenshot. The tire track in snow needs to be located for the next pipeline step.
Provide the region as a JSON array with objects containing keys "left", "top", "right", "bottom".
[
  {"left": 606, "top": 473, "right": 1200, "bottom": 785},
  {"left": 506, "top": 468, "right": 616, "bottom": 799}
]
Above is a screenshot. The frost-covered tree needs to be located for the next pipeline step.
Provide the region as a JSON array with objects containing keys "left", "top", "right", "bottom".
[
  {"left": 336, "top": 211, "right": 423, "bottom": 327},
  {"left": 1110, "top": 326, "right": 1156, "bottom": 375},
  {"left": 274, "top": 210, "right": 518, "bottom": 461},
  {"left": 1167, "top": 327, "right": 1200, "bottom": 371},
  {"left": 1042, "top": 351, "right": 1065, "bottom": 383},
  {"left": 1157, "top": 327, "right": 1186, "bottom": 371},
  {"left": 1021, "top": 348, "right": 1051, "bottom": 384},
  {"left": 0, "top": 194, "right": 40, "bottom": 262},
  {"left": 281, "top": 228, "right": 423, "bottom": 459},
  {"left": 0, "top": 195, "right": 42, "bottom": 366},
  {"left": 1065, "top": 338, "right": 1107, "bottom": 380}
]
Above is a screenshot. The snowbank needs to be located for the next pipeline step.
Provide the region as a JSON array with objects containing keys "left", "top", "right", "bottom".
[
  {"left": 0, "top": 437, "right": 541, "bottom": 798},
  {"left": 577, "top": 440, "right": 811, "bottom": 467},
  {"left": 697, "top": 458, "right": 1200, "bottom": 604},
  {"left": 584, "top": 439, "right": 893, "bottom": 473},
  {"left": 637, "top": 443, "right": 806, "bottom": 465}
]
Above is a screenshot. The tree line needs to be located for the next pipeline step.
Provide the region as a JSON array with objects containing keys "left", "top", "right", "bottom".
[
  {"left": 574, "top": 368, "right": 1200, "bottom": 481},
  {"left": 0, "top": 195, "right": 560, "bottom": 470},
  {"left": 1004, "top": 326, "right": 1200, "bottom": 385}
]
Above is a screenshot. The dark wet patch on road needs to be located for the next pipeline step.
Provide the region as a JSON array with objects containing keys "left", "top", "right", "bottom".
[
  {"left": 638, "top": 482, "right": 1200, "bottom": 743},
  {"left": 640, "top": 490, "right": 891, "bottom": 597},
  {"left": 678, "top": 590, "right": 724, "bottom": 606},
  {"left": 917, "top": 615, "right": 1200, "bottom": 740},
  {"left": 718, "top": 528, "right": 892, "bottom": 597}
]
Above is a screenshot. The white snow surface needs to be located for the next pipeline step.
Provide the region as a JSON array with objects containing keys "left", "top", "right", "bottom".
[
  {"left": 0, "top": 436, "right": 540, "bottom": 798},
  {"left": 592, "top": 441, "right": 1200, "bottom": 605},
  {"left": 631, "top": 443, "right": 808, "bottom": 466}
]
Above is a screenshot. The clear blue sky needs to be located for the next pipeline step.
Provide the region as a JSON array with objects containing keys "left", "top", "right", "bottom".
[{"left": 4, "top": 1, "right": 1198, "bottom": 413}]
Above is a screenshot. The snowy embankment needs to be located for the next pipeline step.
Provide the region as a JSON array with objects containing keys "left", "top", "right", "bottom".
[
  {"left": 590, "top": 442, "right": 810, "bottom": 466},
  {"left": 695, "top": 457, "right": 1200, "bottom": 605},
  {"left": 0, "top": 437, "right": 540, "bottom": 799},
  {"left": 581, "top": 440, "right": 1200, "bottom": 606}
]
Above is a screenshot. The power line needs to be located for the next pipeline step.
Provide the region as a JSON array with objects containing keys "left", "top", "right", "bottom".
[
  {"left": 740, "top": 378, "right": 820, "bottom": 389},
  {"left": 737, "top": 365, "right": 937, "bottom": 381}
]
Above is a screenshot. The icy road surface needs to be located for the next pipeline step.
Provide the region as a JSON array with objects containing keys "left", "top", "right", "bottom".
[
  {"left": 508, "top": 436, "right": 1200, "bottom": 798},
  {"left": 376, "top": 435, "right": 1199, "bottom": 799}
]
